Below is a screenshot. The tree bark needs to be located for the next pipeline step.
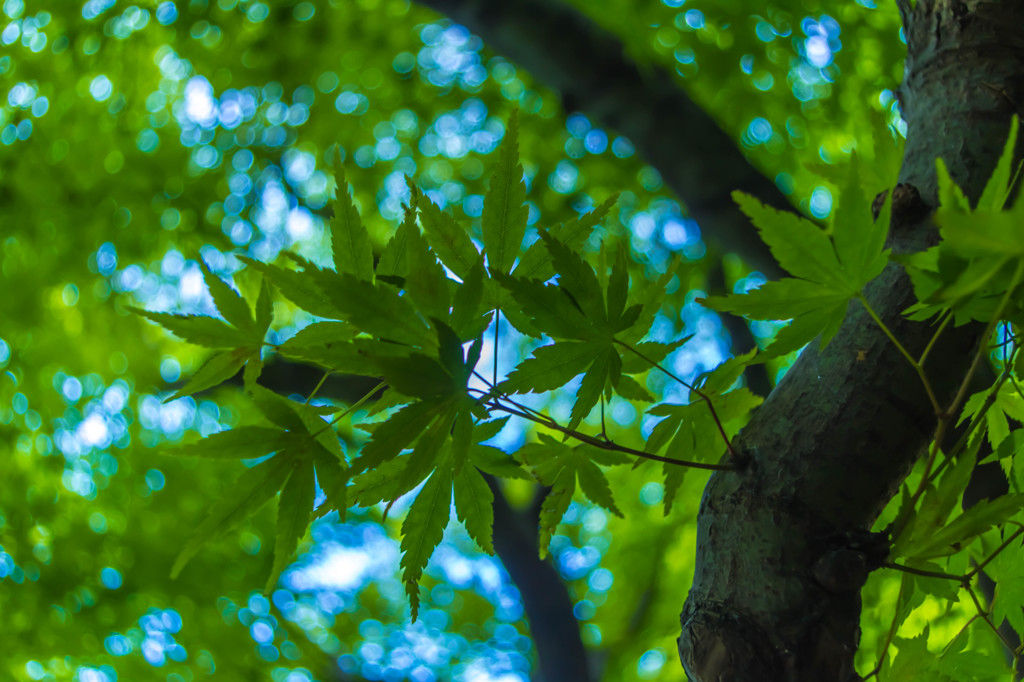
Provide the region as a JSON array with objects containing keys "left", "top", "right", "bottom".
[
  {"left": 488, "top": 477, "right": 593, "bottom": 682},
  {"left": 679, "top": 2, "right": 1024, "bottom": 680},
  {"left": 414, "top": 0, "right": 790, "bottom": 278}
]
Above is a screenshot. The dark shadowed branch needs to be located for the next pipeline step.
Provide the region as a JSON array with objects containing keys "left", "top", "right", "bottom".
[
  {"left": 231, "top": 360, "right": 593, "bottom": 682},
  {"left": 414, "top": 0, "right": 789, "bottom": 278},
  {"left": 488, "top": 476, "right": 594, "bottom": 682}
]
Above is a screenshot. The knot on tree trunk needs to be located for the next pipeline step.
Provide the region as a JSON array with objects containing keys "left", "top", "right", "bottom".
[
  {"left": 679, "top": 602, "right": 782, "bottom": 682},
  {"left": 679, "top": 597, "right": 865, "bottom": 682}
]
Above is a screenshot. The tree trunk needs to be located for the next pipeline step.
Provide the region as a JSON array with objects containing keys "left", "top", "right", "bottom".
[{"left": 678, "top": 2, "right": 1024, "bottom": 679}]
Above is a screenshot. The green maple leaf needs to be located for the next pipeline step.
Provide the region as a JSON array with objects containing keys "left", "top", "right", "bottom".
[
  {"left": 517, "top": 434, "right": 628, "bottom": 556},
  {"left": 400, "top": 465, "right": 453, "bottom": 620},
  {"left": 349, "top": 326, "right": 483, "bottom": 484},
  {"left": 645, "top": 357, "right": 761, "bottom": 513},
  {"left": 830, "top": 152, "right": 891, "bottom": 287},
  {"left": 454, "top": 461, "right": 494, "bottom": 554},
  {"left": 171, "top": 453, "right": 294, "bottom": 579},
  {"left": 497, "top": 233, "right": 670, "bottom": 427},
  {"left": 619, "top": 339, "right": 689, "bottom": 373},
  {"left": 313, "top": 444, "right": 348, "bottom": 520},
  {"left": 493, "top": 194, "right": 618, "bottom": 338},
  {"left": 977, "top": 115, "right": 1020, "bottom": 212},
  {"left": 162, "top": 426, "right": 301, "bottom": 459},
  {"left": 267, "top": 457, "right": 315, "bottom": 591},
  {"left": 169, "top": 385, "right": 347, "bottom": 586},
  {"left": 351, "top": 416, "right": 518, "bottom": 513},
  {"left": 350, "top": 454, "right": 411, "bottom": 508},
  {"left": 240, "top": 256, "right": 347, "bottom": 320},
  {"left": 883, "top": 628, "right": 936, "bottom": 682},
  {"left": 619, "top": 259, "right": 680, "bottom": 345},
  {"left": 200, "top": 260, "right": 257, "bottom": 336},
  {"left": 569, "top": 346, "right": 618, "bottom": 431},
  {"left": 133, "top": 261, "right": 273, "bottom": 399},
  {"left": 493, "top": 272, "right": 594, "bottom": 339},
  {"left": 513, "top": 194, "right": 618, "bottom": 282},
  {"left": 132, "top": 309, "right": 251, "bottom": 348},
  {"left": 703, "top": 188, "right": 890, "bottom": 353},
  {"left": 277, "top": 321, "right": 357, "bottom": 358},
  {"left": 165, "top": 348, "right": 250, "bottom": 401},
  {"left": 350, "top": 400, "right": 445, "bottom": 475},
  {"left": 326, "top": 274, "right": 435, "bottom": 349},
  {"left": 903, "top": 493, "right": 1024, "bottom": 560},
  {"left": 395, "top": 398, "right": 462, "bottom": 493},
  {"left": 901, "top": 117, "right": 1023, "bottom": 321},
  {"left": 482, "top": 108, "right": 528, "bottom": 277},
  {"left": 499, "top": 342, "right": 601, "bottom": 395},
  {"left": 538, "top": 230, "right": 605, "bottom": 321},
  {"left": 405, "top": 233, "right": 454, "bottom": 322},
  {"left": 410, "top": 178, "right": 480, "bottom": 281},
  {"left": 376, "top": 202, "right": 416, "bottom": 281},
  {"left": 990, "top": 538, "right": 1024, "bottom": 636},
  {"left": 330, "top": 162, "right": 375, "bottom": 282},
  {"left": 354, "top": 415, "right": 522, "bottom": 617}
]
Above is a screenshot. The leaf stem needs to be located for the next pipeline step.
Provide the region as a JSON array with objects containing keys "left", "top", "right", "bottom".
[
  {"left": 309, "top": 379, "right": 386, "bottom": 440},
  {"left": 918, "top": 312, "right": 951, "bottom": 367},
  {"left": 304, "top": 371, "right": 334, "bottom": 405},
  {"left": 883, "top": 560, "right": 964, "bottom": 583},
  {"left": 484, "top": 395, "right": 733, "bottom": 471},
  {"left": 614, "top": 339, "right": 735, "bottom": 456},
  {"left": 856, "top": 294, "right": 941, "bottom": 416},
  {"left": 967, "top": 525, "right": 1024, "bottom": 580}
]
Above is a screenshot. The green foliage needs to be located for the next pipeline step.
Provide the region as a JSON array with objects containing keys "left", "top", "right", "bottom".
[
  {"left": 164, "top": 382, "right": 348, "bottom": 593},
  {"left": 903, "top": 116, "right": 1024, "bottom": 324},
  {"left": 146, "top": 111, "right": 1024, "bottom": 682},
  {"left": 482, "top": 109, "right": 529, "bottom": 277},
  {"left": 132, "top": 263, "right": 273, "bottom": 399},
  {"left": 701, "top": 114, "right": 1024, "bottom": 677},
  {"left": 518, "top": 434, "right": 629, "bottom": 556},
  {"left": 644, "top": 353, "right": 762, "bottom": 513},
  {"left": 138, "top": 115, "right": 768, "bottom": 623},
  {"left": 6, "top": 2, "right": 1024, "bottom": 679},
  {"left": 703, "top": 183, "right": 889, "bottom": 356}
]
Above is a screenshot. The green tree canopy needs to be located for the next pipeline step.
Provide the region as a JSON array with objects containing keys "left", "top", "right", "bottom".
[{"left": 2, "top": 1, "right": 1023, "bottom": 681}]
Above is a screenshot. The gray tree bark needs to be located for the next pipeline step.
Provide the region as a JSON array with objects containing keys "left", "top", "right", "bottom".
[{"left": 679, "top": 1, "right": 1024, "bottom": 679}]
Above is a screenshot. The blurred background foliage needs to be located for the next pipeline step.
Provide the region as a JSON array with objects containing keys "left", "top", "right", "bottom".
[{"left": 0, "top": 0, "right": 909, "bottom": 680}]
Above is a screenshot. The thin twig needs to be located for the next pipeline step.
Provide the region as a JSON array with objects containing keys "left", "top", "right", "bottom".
[
  {"left": 614, "top": 338, "right": 735, "bottom": 456},
  {"left": 492, "top": 310, "right": 500, "bottom": 388},
  {"left": 965, "top": 584, "right": 1019, "bottom": 653},
  {"left": 489, "top": 398, "right": 733, "bottom": 471},
  {"left": 883, "top": 561, "right": 965, "bottom": 583}
]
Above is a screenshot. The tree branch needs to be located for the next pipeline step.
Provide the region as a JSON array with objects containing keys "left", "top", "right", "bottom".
[
  {"left": 487, "top": 475, "right": 594, "bottom": 682},
  {"left": 414, "top": 0, "right": 789, "bottom": 278}
]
